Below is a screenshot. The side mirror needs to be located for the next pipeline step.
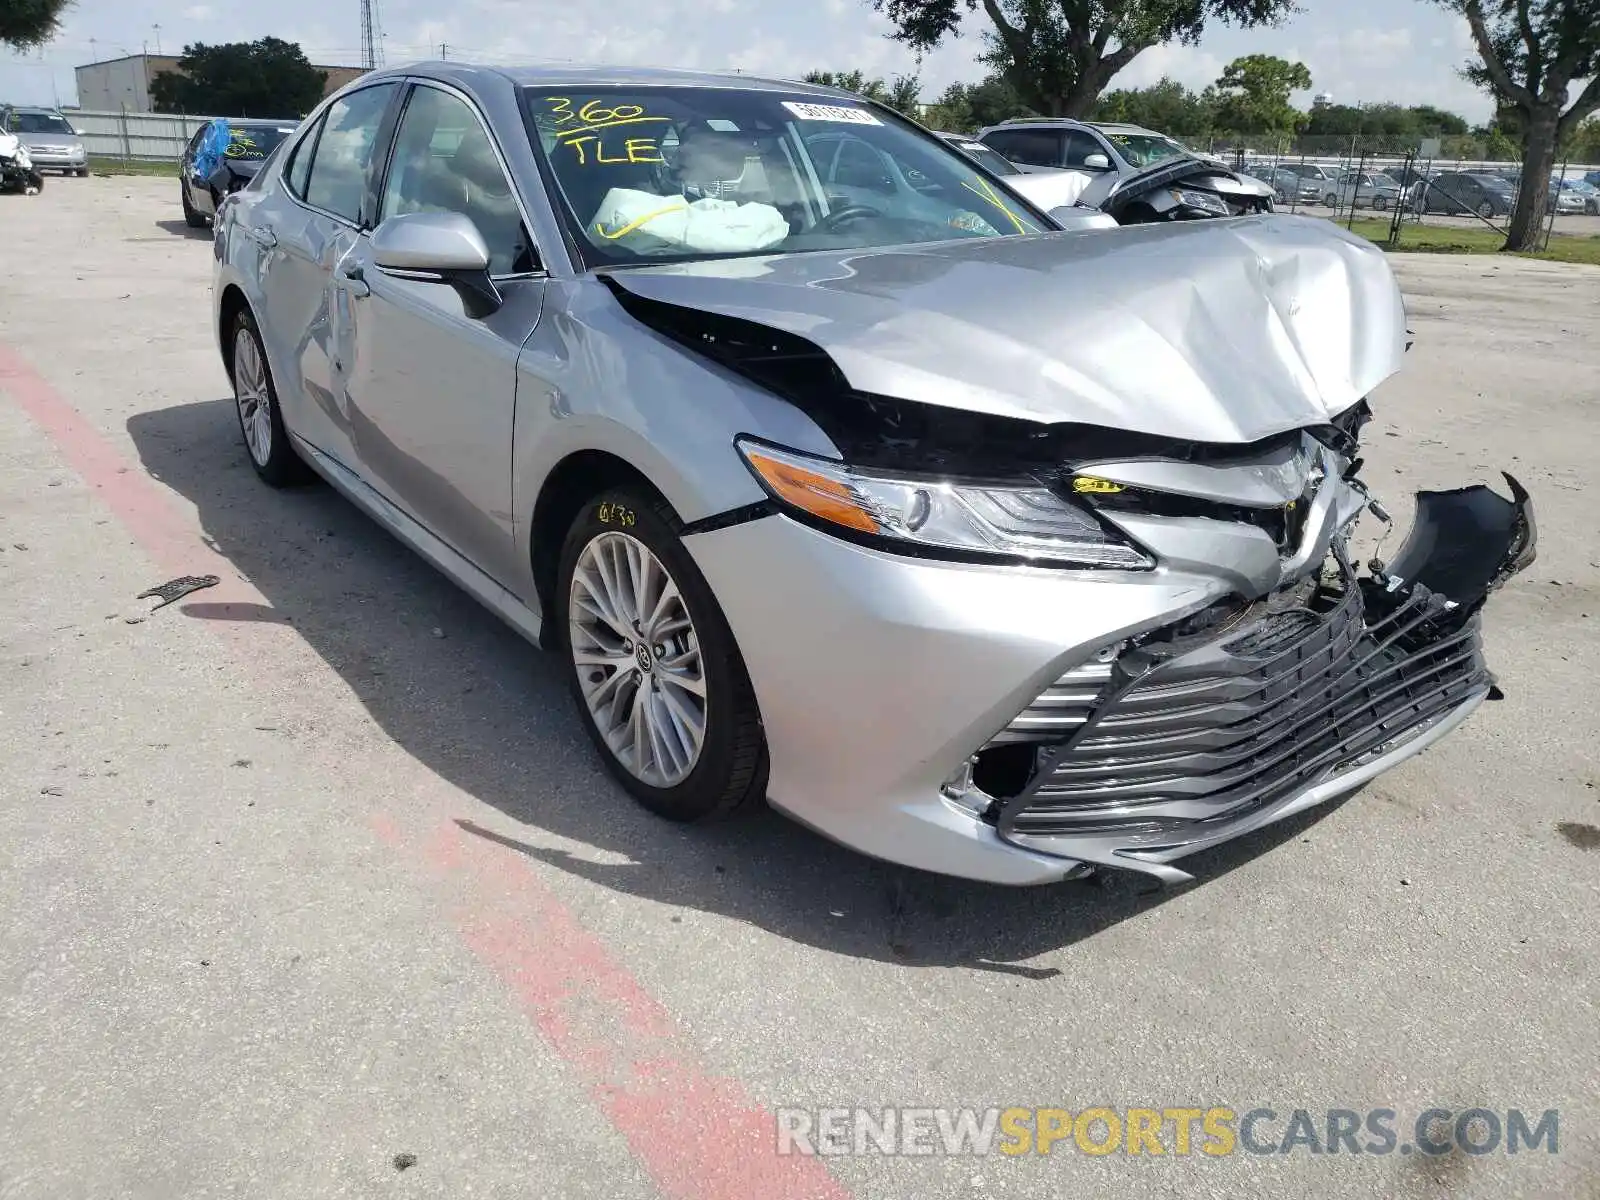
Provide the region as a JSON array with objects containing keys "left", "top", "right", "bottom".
[
  {"left": 371, "top": 211, "right": 502, "bottom": 316},
  {"left": 1082, "top": 152, "right": 1112, "bottom": 170}
]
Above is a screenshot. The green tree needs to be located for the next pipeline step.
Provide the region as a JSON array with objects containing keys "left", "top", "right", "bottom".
[
  {"left": 0, "top": 0, "right": 72, "bottom": 51},
  {"left": 150, "top": 38, "right": 327, "bottom": 118},
  {"left": 1565, "top": 115, "right": 1600, "bottom": 161},
  {"left": 869, "top": 0, "right": 1300, "bottom": 118},
  {"left": 1434, "top": 0, "right": 1600, "bottom": 250},
  {"left": 1210, "top": 53, "right": 1310, "bottom": 141},
  {"left": 803, "top": 68, "right": 924, "bottom": 118},
  {"left": 1409, "top": 103, "right": 1470, "bottom": 135},
  {"left": 1091, "top": 77, "right": 1215, "bottom": 137}
]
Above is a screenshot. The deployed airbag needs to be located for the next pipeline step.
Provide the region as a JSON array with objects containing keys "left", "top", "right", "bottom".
[{"left": 590, "top": 187, "right": 789, "bottom": 254}]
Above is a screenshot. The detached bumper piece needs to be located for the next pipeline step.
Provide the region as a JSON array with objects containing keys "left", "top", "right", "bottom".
[{"left": 982, "top": 474, "right": 1536, "bottom": 884}]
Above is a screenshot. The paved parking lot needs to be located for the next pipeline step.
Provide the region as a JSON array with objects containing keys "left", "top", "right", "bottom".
[{"left": 2, "top": 175, "right": 1598, "bottom": 1200}]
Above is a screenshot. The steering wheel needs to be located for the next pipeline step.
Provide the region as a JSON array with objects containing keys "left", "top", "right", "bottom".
[{"left": 816, "top": 203, "right": 884, "bottom": 233}]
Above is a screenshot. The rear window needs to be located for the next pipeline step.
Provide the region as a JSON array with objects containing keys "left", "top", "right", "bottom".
[{"left": 225, "top": 125, "right": 296, "bottom": 161}]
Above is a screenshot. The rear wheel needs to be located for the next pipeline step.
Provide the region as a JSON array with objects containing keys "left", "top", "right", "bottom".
[
  {"left": 1478, "top": 200, "right": 1495, "bottom": 219},
  {"left": 181, "top": 181, "right": 207, "bottom": 228},
  {"left": 558, "top": 488, "right": 767, "bottom": 822}
]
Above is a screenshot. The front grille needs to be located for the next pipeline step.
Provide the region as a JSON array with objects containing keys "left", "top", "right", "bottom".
[
  {"left": 986, "top": 657, "right": 1114, "bottom": 744},
  {"left": 1000, "top": 573, "right": 1487, "bottom": 838}
]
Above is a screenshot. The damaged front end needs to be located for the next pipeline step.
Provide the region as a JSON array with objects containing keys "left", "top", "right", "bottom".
[{"left": 938, "top": 441, "right": 1536, "bottom": 886}]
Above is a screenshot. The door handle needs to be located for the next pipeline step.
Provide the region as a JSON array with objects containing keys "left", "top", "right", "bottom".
[{"left": 335, "top": 263, "right": 370, "bottom": 298}]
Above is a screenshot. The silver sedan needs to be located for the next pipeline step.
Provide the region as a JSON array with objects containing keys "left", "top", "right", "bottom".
[{"left": 213, "top": 64, "right": 1534, "bottom": 886}]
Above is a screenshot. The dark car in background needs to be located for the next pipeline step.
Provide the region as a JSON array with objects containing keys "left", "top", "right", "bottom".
[
  {"left": 1415, "top": 171, "right": 1515, "bottom": 218},
  {"left": 180, "top": 117, "right": 299, "bottom": 227},
  {"left": 1260, "top": 166, "right": 1322, "bottom": 205}
]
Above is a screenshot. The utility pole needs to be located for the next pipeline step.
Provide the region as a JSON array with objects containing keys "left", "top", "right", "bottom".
[
  {"left": 440, "top": 42, "right": 447, "bottom": 61},
  {"left": 359, "top": 0, "right": 386, "bottom": 71},
  {"left": 153, "top": 24, "right": 162, "bottom": 55}
]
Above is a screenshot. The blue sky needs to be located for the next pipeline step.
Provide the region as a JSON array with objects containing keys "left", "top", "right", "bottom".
[{"left": 2, "top": 0, "right": 1495, "bottom": 121}]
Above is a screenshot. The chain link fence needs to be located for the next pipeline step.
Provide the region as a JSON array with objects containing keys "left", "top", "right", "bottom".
[{"left": 1199, "top": 134, "right": 1600, "bottom": 248}]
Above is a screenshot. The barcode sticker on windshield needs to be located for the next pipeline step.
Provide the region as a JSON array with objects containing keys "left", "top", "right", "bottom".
[{"left": 782, "top": 101, "right": 882, "bottom": 125}]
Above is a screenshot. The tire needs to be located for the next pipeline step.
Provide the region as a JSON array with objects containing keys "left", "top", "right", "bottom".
[
  {"left": 558, "top": 487, "right": 767, "bottom": 823},
  {"left": 1324, "top": 193, "right": 1338, "bottom": 208},
  {"left": 76, "top": 168, "right": 88, "bottom": 178},
  {"left": 1373, "top": 196, "right": 1388, "bottom": 211},
  {"left": 228, "top": 309, "right": 306, "bottom": 487},
  {"left": 1478, "top": 201, "right": 1494, "bottom": 219},
  {"left": 181, "top": 181, "right": 207, "bottom": 228}
]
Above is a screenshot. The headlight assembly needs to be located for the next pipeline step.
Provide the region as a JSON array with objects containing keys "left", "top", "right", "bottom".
[
  {"left": 736, "top": 438, "right": 1153, "bottom": 570},
  {"left": 1170, "top": 187, "right": 1231, "bottom": 216}
]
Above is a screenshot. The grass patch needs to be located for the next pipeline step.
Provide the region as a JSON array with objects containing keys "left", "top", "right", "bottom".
[
  {"left": 1338, "top": 217, "right": 1600, "bottom": 266},
  {"left": 88, "top": 157, "right": 180, "bottom": 178}
]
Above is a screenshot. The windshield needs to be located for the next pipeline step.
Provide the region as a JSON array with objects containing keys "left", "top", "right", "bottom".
[
  {"left": 224, "top": 124, "right": 295, "bottom": 161},
  {"left": 10, "top": 112, "right": 76, "bottom": 135},
  {"left": 1100, "top": 132, "right": 1189, "bottom": 168},
  {"left": 523, "top": 86, "right": 1047, "bottom": 266},
  {"left": 944, "top": 139, "right": 1021, "bottom": 177}
]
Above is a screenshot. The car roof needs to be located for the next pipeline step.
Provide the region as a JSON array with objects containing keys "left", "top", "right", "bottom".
[
  {"left": 366, "top": 62, "right": 853, "bottom": 98},
  {"left": 1085, "top": 121, "right": 1162, "bottom": 136}
]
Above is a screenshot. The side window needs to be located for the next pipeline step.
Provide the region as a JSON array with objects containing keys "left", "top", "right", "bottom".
[
  {"left": 377, "top": 85, "right": 535, "bottom": 276},
  {"left": 284, "top": 116, "right": 322, "bottom": 199},
  {"left": 185, "top": 124, "right": 207, "bottom": 157},
  {"left": 303, "top": 84, "right": 399, "bottom": 223},
  {"left": 1061, "top": 130, "right": 1104, "bottom": 168},
  {"left": 983, "top": 129, "right": 1061, "bottom": 169}
]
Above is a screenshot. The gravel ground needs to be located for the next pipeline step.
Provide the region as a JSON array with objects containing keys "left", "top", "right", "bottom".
[{"left": 1, "top": 175, "right": 1597, "bottom": 1200}]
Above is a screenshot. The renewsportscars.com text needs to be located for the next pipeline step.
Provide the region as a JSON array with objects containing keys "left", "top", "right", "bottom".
[{"left": 775, "top": 1106, "right": 1560, "bottom": 1158}]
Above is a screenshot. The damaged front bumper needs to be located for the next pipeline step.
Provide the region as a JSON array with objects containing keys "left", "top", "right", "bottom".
[{"left": 685, "top": 461, "right": 1535, "bottom": 887}]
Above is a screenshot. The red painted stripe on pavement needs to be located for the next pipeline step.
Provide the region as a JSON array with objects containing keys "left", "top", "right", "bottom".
[
  {"left": 375, "top": 815, "right": 851, "bottom": 1200},
  {"left": 1, "top": 341, "right": 851, "bottom": 1200},
  {"left": 0, "top": 340, "right": 264, "bottom": 618}
]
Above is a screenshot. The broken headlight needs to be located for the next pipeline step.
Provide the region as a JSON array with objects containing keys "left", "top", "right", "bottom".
[
  {"left": 1169, "top": 187, "right": 1231, "bottom": 216},
  {"left": 736, "top": 439, "right": 1153, "bottom": 570}
]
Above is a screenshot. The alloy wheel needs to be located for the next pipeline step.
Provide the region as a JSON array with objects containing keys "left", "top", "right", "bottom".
[
  {"left": 568, "top": 530, "right": 707, "bottom": 788},
  {"left": 233, "top": 328, "right": 273, "bottom": 467}
]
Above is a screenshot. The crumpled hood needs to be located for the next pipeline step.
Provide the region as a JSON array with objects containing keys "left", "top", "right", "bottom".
[{"left": 607, "top": 215, "right": 1408, "bottom": 443}]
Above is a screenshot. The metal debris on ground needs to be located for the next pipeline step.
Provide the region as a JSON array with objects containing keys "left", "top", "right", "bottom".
[{"left": 136, "top": 574, "right": 220, "bottom": 610}]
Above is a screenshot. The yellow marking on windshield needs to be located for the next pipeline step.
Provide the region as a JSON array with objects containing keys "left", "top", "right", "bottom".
[
  {"left": 594, "top": 201, "right": 690, "bottom": 240},
  {"left": 961, "top": 176, "right": 1037, "bottom": 234},
  {"left": 556, "top": 117, "right": 670, "bottom": 139}
]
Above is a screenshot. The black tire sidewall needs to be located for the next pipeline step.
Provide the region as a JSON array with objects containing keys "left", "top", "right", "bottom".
[
  {"left": 556, "top": 489, "right": 764, "bottom": 822},
  {"left": 229, "top": 310, "right": 301, "bottom": 487}
]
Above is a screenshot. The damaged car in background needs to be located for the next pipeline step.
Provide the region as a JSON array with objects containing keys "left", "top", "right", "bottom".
[{"left": 212, "top": 65, "right": 1535, "bottom": 886}]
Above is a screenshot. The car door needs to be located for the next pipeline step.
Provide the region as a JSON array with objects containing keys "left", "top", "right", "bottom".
[
  {"left": 181, "top": 123, "right": 207, "bottom": 213},
  {"left": 255, "top": 82, "right": 402, "bottom": 470},
  {"left": 336, "top": 81, "right": 547, "bottom": 586}
]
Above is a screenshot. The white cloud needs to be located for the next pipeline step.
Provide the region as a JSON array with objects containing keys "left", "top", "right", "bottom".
[
  {"left": 1117, "top": 42, "right": 1226, "bottom": 90},
  {"left": 182, "top": 4, "right": 214, "bottom": 18}
]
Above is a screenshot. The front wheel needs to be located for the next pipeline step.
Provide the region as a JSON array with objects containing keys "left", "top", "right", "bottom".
[
  {"left": 559, "top": 488, "right": 767, "bottom": 822},
  {"left": 229, "top": 310, "right": 306, "bottom": 487},
  {"left": 1324, "top": 192, "right": 1338, "bottom": 208},
  {"left": 1373, "top": 196, "right": 1388, "bottom": 211},
  {"left": 1478, "top": 200, "right": 1495, "bottom": 219}
]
